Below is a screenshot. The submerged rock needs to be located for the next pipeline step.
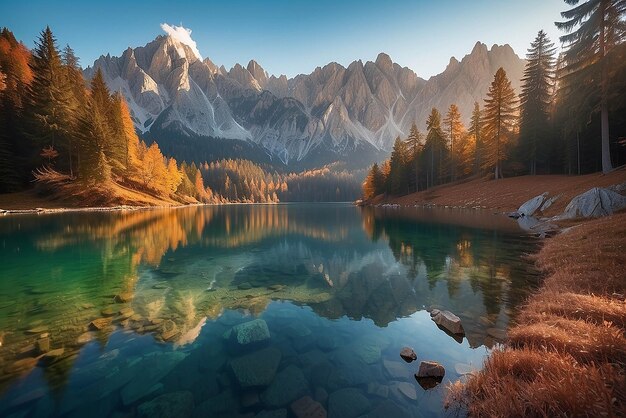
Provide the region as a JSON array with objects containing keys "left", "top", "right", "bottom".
[
  {"left": 261, "top": 365, "right": 309, "bottom": 407},
  {"left": 255, "top": 409, "right": 288, "bottom": 418},
  {"left": 366, "top": 400, "right": 411, "bottom": 418},
  {"left": 432, "top": 310, "right": 464, "bottom": 335},
  {"left": 399, "top": 347, "right": 417, "bottom": 363},
  {"left": 137, "top": 391, "right": 194, "bottom": 418},
  {"left": 327, "top": 388, "right": 370, "bottom": 418},
  {"left": 229, "top": 319, "right": 270, "bottom": 346},
  {"left": 120, "top": 351, "right": 187, "bottom": 406},
  {"left": 230, "top": 347, "right": 281, "bottom": 387},
  {"left": 290, "top": 395, "right": 327, "bottom": 418},
  {"left": 114, "top": 292, "right": 134, "bottom": 303},
  {"left": 486, "top": 327, "right": 507, "bottom": 341},
  {"left": 36, "top": 337, "right": 50, "bottom": 354},
  {"left": 89, "top": 317, "right": 112, "bottom": 330},
  {"left": 383, "top": 359, "right": 412, "bottom": 380},
  {"left": 160, "top": 320, "right": 179, "bottom": 341},
  {"left": 394, "top": 381, "right": 417, "bottom": 400}
]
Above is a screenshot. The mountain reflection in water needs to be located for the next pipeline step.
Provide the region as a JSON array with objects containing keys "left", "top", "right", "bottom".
[{"left": 0, "top": 204, "right": 539, "bottom": 416}]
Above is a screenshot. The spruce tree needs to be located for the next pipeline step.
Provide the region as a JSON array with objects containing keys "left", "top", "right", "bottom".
[
  {"left": 443, "top": 104, "right": 464, "bottom": 181},
  {"left": 388, "top": 137, "right": 410, "bottom": 195},
  {"left": 26, "top": 27, "right": 74, "bottom": 171},
  {"left": 469, "top": 102, "right": 483, "bottom": 174},
  {"left": 519, "top": 30, "right": 556, "bottom": 175},
  {"left": 423, "top": 108, "right": 447, "bottom": 187},
  {"left": 483, "top": 68, "right": 518, "bottom": 179},
  {"left": 405, "top": 122, "right": 423, "bottom": 192},
  {"left": 556, "top": 0, "right": 625, "bottom": 173},
  {"left": 60, "top": 44, "right": 86, "bottom": 177}
]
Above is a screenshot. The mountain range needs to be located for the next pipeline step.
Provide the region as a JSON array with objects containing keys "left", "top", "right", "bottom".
[{"left": 85, "top": 34, "right": 525, "bottom": 169}]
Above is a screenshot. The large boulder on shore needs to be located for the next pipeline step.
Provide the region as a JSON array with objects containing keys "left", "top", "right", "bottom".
[
  {"left": 518, "top": 193, "right": 548, "bottom": 217},
  {"left": 559, "top": 187, "right": 626, "bottom": 219},
  {"left": 432, "top": 310, "right": 464, "bottom": 335}
]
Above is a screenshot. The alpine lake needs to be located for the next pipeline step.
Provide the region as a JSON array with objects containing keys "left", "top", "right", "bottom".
[{"left": 0, "top": 203, "right": 540, "bottom": 418}]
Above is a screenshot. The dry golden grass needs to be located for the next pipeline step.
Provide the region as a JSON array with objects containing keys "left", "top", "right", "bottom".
[
  {"left": 448, "top": 213, "right": 626, "bottom": 417},
  {"left": 446, "top": 348, "right": 621, "bottom": 417},
  {"left": 0, "top": 174, "right": 188, "bottom": 210}
]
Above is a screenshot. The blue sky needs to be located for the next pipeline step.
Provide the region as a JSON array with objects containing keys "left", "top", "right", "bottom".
[{"left": 1, "top": 0, "right": 566, "bottom": 79}]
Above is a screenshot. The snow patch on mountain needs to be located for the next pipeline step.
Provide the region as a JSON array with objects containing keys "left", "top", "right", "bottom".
[{"left": 160, "top": 23, "right": 202, "bottom": 60}]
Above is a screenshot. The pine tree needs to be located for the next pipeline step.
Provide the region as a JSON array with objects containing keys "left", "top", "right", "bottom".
[
  {"left": 388, "top": 137, "right": 410, "bottom": 195},
  {"left": 109, "top": 93, "right": 139, "bottom": 179},
  {"left": 405, "top": 122, "right": 423, "bottom": 192},
  {"left": 469, "top": 102, "right": 483, "bottom": 173},
  {"left": 363, "top": 163, "right": 385, "bottom": 199},
  {"left": 443, "top": 104, "right": 464, "bottom": 181},
  {"left": 76, "top": 97, "right": 111, "bottom": 183},
  {"left": 60, "top": 44, "right": 85, "bottom": 177},
  {"left": 519, "top": 30, "right": 556, "bottom": 175},
  {"left": 556, "top": 0, "right": 625, "bottom": 174},
  {"left": 26, "top": 27, "right": 75, "bottom": 171},
  {"left": 483, "top": 68, "right": 518, "bottom": 179},
  {"left": 0, "top": 28, "right": 32, "bottom": 190},
  {"left": 424, "top": 108, "right": 447, "bottom": 188}
]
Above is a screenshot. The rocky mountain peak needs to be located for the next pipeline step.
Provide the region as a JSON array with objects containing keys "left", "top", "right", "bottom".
[
  {"left": 87, "top": 32, "right": 526, "bottom": 168},
  {"left": 375, "top": 52, "right": 394, "bottom": 72},
  {"left": 247, "top": 59, "right": 268, "bottom": 86}
]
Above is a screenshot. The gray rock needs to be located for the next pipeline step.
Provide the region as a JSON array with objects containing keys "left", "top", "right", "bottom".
[
  {"left": 432, "top": 310, "right": 464, "bottom": 335},
  {"left": 230, "top": 347, "right": 282, "bottom": 387},
  {"left": 261, "top": 365, "right": 309, "bottom": 407},
  {"left": 230, "top": 319, "right": 271, "bottom": 346},
  {"left": 518, "top": 193, "right": 548, "bottom": 217},
  {"left": 558, "top": 187, "right": 626, "bottom": 219},
  {"left": 137, "top": 391, "right": 194, "bottom": 418},
  {"left": 328, "top": 388, "right": 371, "bottom": 418}
]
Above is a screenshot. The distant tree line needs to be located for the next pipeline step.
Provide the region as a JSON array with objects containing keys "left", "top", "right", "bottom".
[
  {"left": 199, "top": 159, "right": 364, "bottom": 203},
  {"left": 363, "top": 0, "right": 626, "bottom": 200}
]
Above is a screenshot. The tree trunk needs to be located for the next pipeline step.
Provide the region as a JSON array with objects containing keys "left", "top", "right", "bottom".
[{"left": 599, "top": 1, "right": 612, "bottom": 174}]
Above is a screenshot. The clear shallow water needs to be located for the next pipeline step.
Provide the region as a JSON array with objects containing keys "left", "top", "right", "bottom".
[{"left": 0, "top": 204, "right": 539, "bottom": 418}]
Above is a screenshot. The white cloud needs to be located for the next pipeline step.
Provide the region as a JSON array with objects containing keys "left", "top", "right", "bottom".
[{"left": 160, "top": 23, "right": 202, "bottom": 59}]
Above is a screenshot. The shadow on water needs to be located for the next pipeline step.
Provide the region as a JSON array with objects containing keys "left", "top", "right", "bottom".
[{"left": 0, "top": 204, "right": 540, "bottom": 417}]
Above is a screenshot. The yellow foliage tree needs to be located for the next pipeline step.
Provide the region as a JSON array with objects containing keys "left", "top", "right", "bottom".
[
  {"left": 137, "top": 142, "right": 168, "bottom": 194},
  {"left": 166, "top": 158, "right": 183, "bottom": 194}
]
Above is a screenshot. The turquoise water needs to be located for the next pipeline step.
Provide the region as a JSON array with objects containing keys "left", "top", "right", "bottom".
[{"left": 0, "top": 204, "right": 539, "bottom": 418}]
